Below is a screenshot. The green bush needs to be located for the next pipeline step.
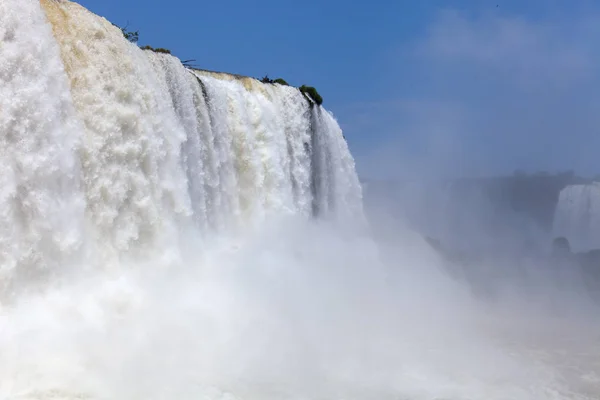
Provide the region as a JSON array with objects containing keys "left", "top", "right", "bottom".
[
  {"left": 140, "top": 45, "right": 172, "bottom": 55},
  {"left": 112, "top": 23, "right": 139, "bottom": 43},
  {"left": 299, "top": 85, "right": 323, "bottom": 105},
  {"left": 122, "top": 29, "right": 139, "bottom": 43},
  {"left": 260, "top": 75, "right": 289, "bottom": 86}
]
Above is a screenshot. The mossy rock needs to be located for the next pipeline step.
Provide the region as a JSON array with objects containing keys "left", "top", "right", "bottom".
[
  {"left": 273, "top": 78, "right": 289, "bottom": 86},
  {"left": 299, "top": 85, "right": 323, "bottom": 105}
]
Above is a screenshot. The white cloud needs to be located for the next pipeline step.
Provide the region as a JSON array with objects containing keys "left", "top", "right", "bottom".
[
  {"left": 420, "top": 10, "right": 600, "bottom": 92},
  {"left": 346, "top": 7, "right": 600, "bottom": 179}
]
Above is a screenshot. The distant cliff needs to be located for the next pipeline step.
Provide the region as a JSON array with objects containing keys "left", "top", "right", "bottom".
[{"left": 363, "top": 171, "right": 589, "bottom": 234}]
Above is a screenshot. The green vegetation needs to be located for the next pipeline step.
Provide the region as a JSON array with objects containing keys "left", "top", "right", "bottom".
[
  {"left": 299, "top": 85, "right": 323, "bottom": 105},
  {"left": 122, "top": 28, "right": 139, "bottom": 43},
  {"left": 259, "top": 76, "right": 322, "bottom": 105},
  {"left": 260, "top": 75, "right": 289, "bottom": 86},
  {"left": 113, "top": 23, "right": 139, "bottom": 43},
  {"left": 112, "top": 23, "right": 173, "bottom": 55},
  {"left": 140, "top": 45, "right": 172, "bottom": 54}
]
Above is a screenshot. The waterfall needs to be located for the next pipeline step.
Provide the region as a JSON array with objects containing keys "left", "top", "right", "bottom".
[
  {"left": 0, "top": 0, "right": 363, "bottom": 286},
  {"left": 4, "top": 3, "right": 599, "bottom": 400},
  {"left": 0, "top": 0, "right": 86, "bottom": 286},
  {"left": 553, "top": 183, "right": 600, "bottom": 252}
]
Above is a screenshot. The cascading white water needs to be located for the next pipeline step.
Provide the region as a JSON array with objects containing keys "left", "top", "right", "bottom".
[
  {"left": 190, "top": 72, "right": 297, "bottom": 227},
  {"left": 1, "top": 1, "right": 598, "bottom": 399},
  {"left": 0, "top": 0, "right": 370, "bottom": 396},
  {"left": 40, "top": 0, "right": 196, "bottom": 270},
  {"left": 310, "top": 107, "right": 363, "bottom": 222},
  {"left": 0, "top": 0, "right": 363, "bottom": 278},
  {"left": 553, "top": 183, "right": 600, "bottom": 252},
  {"left": 0, "top": 0, "right": 86, "bottom": 288}
]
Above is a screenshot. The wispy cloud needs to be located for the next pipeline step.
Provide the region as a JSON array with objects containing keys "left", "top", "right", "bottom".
[{"left": 345, "top": 7, "right": 600, "bottom": 179}]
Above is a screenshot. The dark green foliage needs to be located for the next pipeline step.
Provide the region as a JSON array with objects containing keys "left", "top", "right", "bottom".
[
  {"left": 140, "top": 45, "right": 172, "bottom": 54},
  {"left": 299, "top": 85, "right": 323, "bottom": 105},
  {"left": 112, "top": 22, "right": 139, "bottom": 43},
  {"left": 260, "top": 75, "right": 289, "bottom": 86},
  {"left": 122, "top": 28, "right": 139, "bottom": 43},
  {"left": 259, "top": 77, "right": 324, "bottom": 104},
  {"left": 273, "top": 78, "right": 289, "bottom": 86}
]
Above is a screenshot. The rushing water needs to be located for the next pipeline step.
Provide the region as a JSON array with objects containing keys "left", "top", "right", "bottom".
[
  {"left": 553, "top": 183, "right": 600, "bottom": 253},
  {"left": 0, "top": 1, "right": 598, "bottom": 399}
]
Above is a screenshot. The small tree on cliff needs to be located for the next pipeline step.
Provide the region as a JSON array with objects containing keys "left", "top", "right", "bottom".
[
  {"left": 299, "top": 85, "right": 323, "bottom": 105},
  {"left": 113, "top": 22, "right": 139, "bottom": 43}
]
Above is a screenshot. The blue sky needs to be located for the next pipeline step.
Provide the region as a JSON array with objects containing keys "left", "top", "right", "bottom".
[{"left": 77, "top": 0, "right": 600, "bottom": 179}]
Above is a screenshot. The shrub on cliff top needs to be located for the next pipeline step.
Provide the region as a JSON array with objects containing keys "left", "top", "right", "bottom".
[
  {"left": 260, "top": 75, "right": 289, "bottom": 86},
  {"left": 299, "top": 85, "right": 323, "bottom": 105},
  {"left": 122, "top": 28, "right": 139, "bottom": 43},
  {"left": 112, "top": 23, "right": 139, "bottom": 43},
  {"left": 140, "top": 45, "right": 172, "bottom": 55}
]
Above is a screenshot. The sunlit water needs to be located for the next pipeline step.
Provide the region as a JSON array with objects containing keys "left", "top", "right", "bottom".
[{"left": 0, "top": 1, "right": 598, "bottom": 399}]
